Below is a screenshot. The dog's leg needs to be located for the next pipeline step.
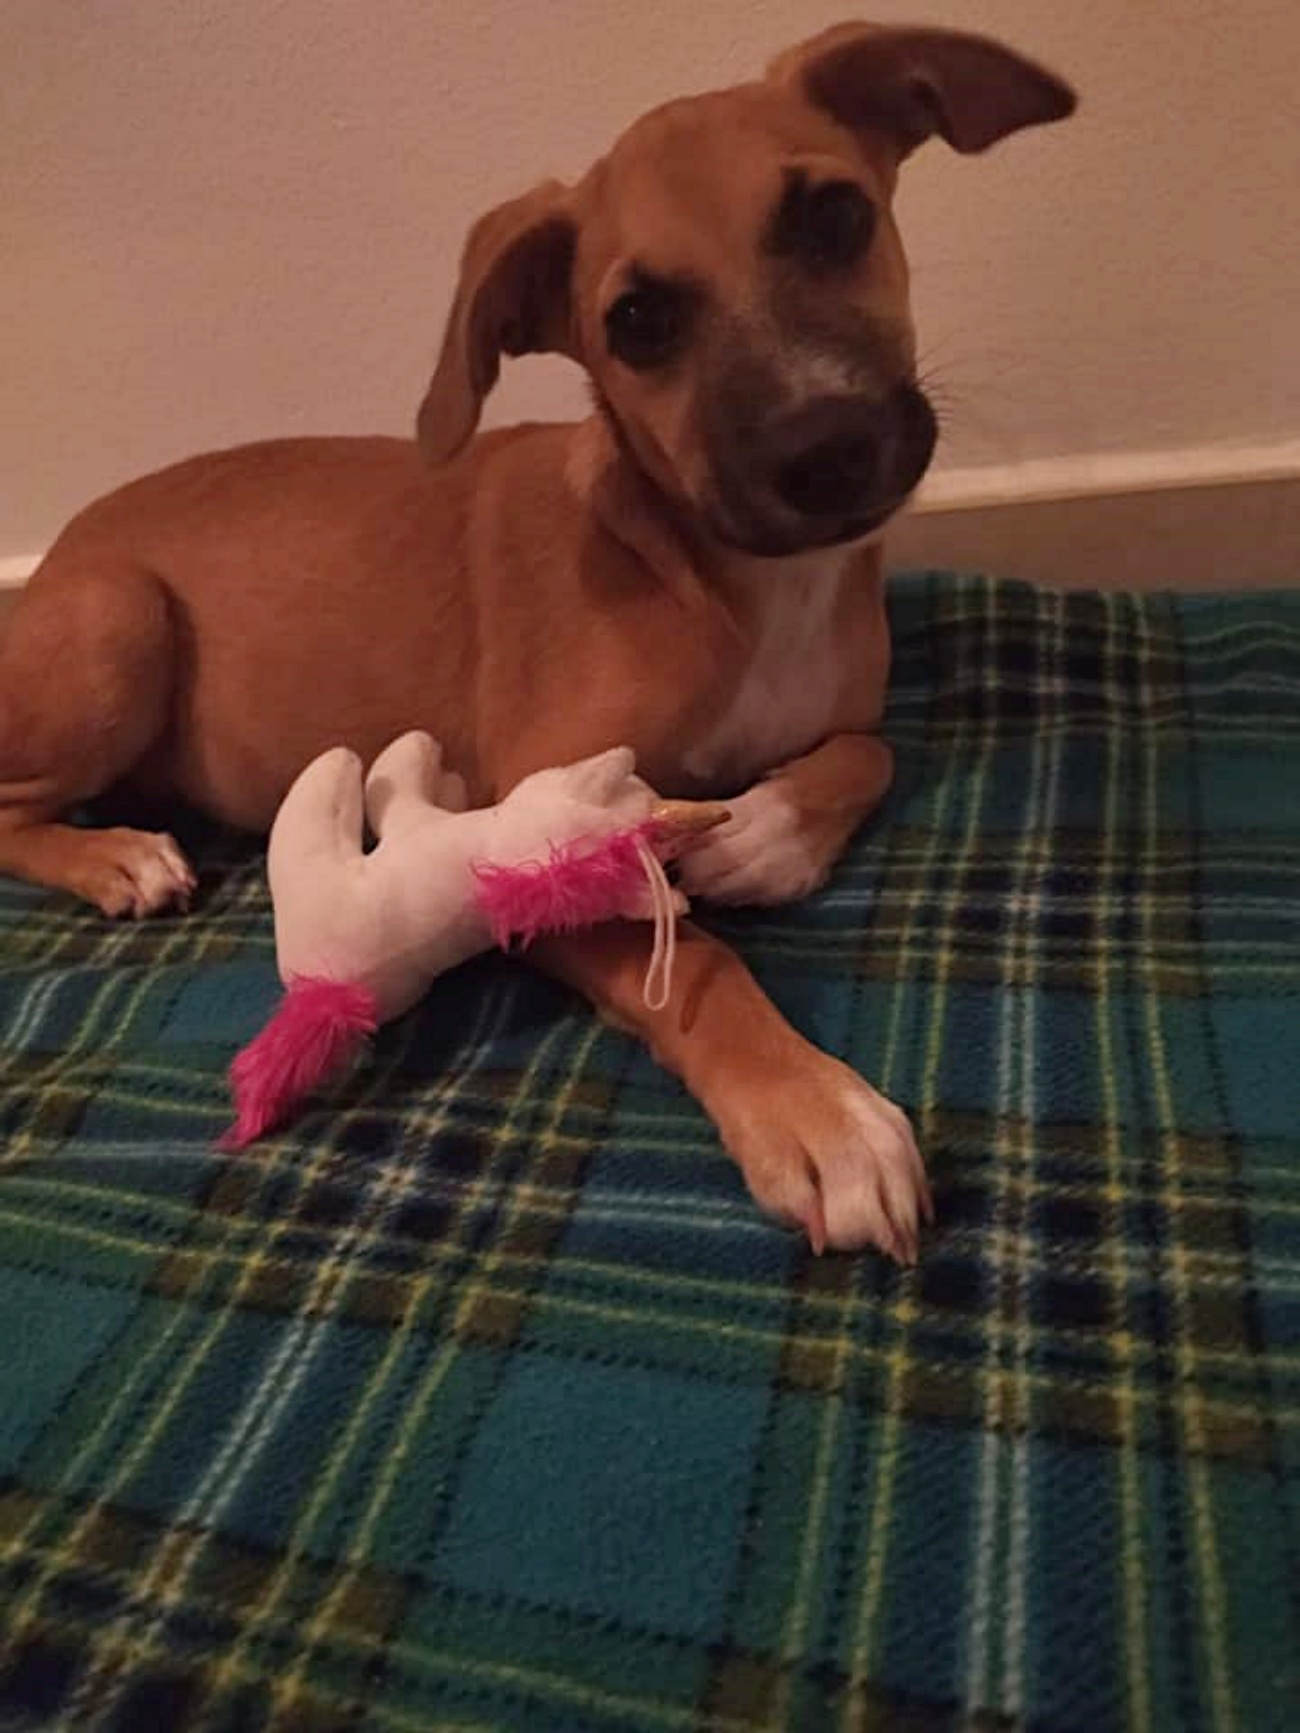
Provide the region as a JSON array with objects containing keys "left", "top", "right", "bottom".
[
  {"left": 532, "top": 919, "right": 930, "bottom": 1260},
  {"left": 677, "top": 733, "right": 894, "bottom": 906},
  {"left": 0, "top": 566, "right": 195, "bottom": 916}
]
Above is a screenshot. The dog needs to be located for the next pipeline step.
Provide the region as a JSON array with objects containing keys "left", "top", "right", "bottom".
[{"left": 0, "top": 22, "right": 1074, "bottom": 1259}]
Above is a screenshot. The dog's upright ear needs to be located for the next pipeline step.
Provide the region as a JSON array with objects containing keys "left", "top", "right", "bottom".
[
  {"left": 768, "top": 23, "right": 1075, "bottom": 160},
  {"left": 417, "top": 180, "right": 576, "bottom": 464}
]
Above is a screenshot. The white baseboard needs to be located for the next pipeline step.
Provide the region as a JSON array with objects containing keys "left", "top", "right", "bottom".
[
  {"left": 0, "top": 556, "right": 34, "bottom": 590},
  {"left": 891, "top": 436, "right": 1299, "bottom": 591},
  {"left": 3, "top": 438, "right": 1297, "bottom": 595},
  {"left": 913, "top": 436, "right": 1300, "bottom": 514}
]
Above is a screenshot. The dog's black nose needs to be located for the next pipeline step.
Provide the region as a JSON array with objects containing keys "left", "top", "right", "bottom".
[
  {"left": 764, "top": 385, "right": 936, "bottom": 522},
  {"left": 773, "top": 425, "right": 880, "bottom": 519}
]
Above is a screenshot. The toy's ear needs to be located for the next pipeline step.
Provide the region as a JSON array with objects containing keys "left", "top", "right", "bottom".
[
  {"left": 417, "top": 180, "right": 577, "bottom": 465},
  {"left": 768, "top": 23, "right": 1076, "bottom": 160}
]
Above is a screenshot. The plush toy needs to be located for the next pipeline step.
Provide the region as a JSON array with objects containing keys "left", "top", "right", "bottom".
[{"left": 222, "top": 732, "right": 725, "bottom": 1147}]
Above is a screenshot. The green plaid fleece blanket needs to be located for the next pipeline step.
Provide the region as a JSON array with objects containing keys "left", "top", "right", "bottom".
[{"left": 0, "top": 573, "right": 1297, "bottom": 1733}]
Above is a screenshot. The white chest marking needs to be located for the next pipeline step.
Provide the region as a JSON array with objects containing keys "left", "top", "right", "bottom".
[{"left": 684, "top": 554, "right": 848, "bottom": 789}]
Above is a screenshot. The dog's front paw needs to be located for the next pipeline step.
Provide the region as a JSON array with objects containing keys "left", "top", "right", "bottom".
[
  {"left": 715, "top": 1051, "right": 931, "bottom": 1261},
  {"left": 71, "top": 828, "right": 196, "bottom": 919},
  {"left": 676, "top": 782, "right": 833, "bottom": 907}
]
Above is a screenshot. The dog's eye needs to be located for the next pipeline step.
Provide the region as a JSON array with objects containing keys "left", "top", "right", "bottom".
[
  {"left": 803, "top": 182, "right": 875, "bottom": 267},
  {"left": 605, "top": 282, "right": 691, "bottom": 370},
  {"left": 771, "top": 176, "right": 877, "bottom": 272}
]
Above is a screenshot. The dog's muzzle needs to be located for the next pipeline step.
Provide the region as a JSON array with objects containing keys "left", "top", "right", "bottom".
[{"left": 711, "top": 382, "right": 938, "bottom": 557}]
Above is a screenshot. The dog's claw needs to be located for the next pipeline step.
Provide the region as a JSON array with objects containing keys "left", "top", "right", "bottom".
[
  {"left": 921, "top": 1180, "right": 936, "bottom": 1227},
  {"left": 802, "top": 1183, "right": 828, "bottom": 1257}
]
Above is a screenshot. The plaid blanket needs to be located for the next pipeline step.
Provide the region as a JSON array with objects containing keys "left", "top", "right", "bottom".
[{"left": 0, "top": 573, "right": 1297, "bottom": 1733}]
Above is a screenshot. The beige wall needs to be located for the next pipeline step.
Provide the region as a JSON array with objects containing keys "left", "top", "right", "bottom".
[{"left": 4, "top": 0, "right": 1299, "bottom": 564}]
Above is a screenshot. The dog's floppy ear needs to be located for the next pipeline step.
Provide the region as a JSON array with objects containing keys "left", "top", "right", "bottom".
[
  {"left": 769, "top": 23, "right": 1075, "bottom": 159},
  {"left": 417, "top": 180, "right": 576, "bottom": 464}
]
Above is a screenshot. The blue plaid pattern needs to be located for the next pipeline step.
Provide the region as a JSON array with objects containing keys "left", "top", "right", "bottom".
[{"left": 0, "top": 572, "right": 1297, "bottom": 1731}]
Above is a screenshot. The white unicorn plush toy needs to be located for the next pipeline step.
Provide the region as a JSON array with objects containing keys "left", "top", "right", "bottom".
[{"left": 223, "top": 731, "right": 724, "bottom": 1146}]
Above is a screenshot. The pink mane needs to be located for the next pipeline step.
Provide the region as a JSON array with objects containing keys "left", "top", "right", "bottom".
[
  {"left": 471, "top": 820, "right": 663, "bottom": 950},
  {"left": 222, "top": 977, "right": 378, "bottom": 1149}
]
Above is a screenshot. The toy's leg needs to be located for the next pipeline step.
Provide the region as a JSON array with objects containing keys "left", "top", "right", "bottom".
[
  {"left": 364, "top": 731, "right": 467, "bottom": 838},
  {"left": 532, "top": 920, "right": 930, "bottom": 1262},
  {"left": 268, "top": 747, "right": 366, "bottom": 878},
  {"left": 677, "top": 733, "right": 894, "bottom": 906}
]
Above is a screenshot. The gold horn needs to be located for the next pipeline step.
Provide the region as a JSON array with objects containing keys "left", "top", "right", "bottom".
[{"left": 650, "top": 799, "right": 730, "bottom": 854}]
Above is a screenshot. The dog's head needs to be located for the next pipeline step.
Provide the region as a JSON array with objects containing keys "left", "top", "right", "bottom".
[{"left": 417, "top": 22, "right": 1075, "bottom": 558}]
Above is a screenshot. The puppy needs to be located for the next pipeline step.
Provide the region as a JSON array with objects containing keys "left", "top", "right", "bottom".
[{"left": 0, "top": 23, "right": 1074, "bottom": 1258}]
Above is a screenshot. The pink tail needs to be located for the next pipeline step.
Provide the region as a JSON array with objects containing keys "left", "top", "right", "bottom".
[{"left": 221, "top": 978, "right": 378, "bottom": 1149}]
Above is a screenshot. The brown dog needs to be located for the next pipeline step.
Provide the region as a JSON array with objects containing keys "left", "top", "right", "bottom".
[{"left": 0, "top": 23, "right": 1074, "bottom": 1259}]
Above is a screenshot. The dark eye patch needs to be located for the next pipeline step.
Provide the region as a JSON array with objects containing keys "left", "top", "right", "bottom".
[
  {"left": 604, "top": 271, "right": 696, "bottom": 371},
  {"left": 766, "top": 171, "right": 877, "bottom": 272}
]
